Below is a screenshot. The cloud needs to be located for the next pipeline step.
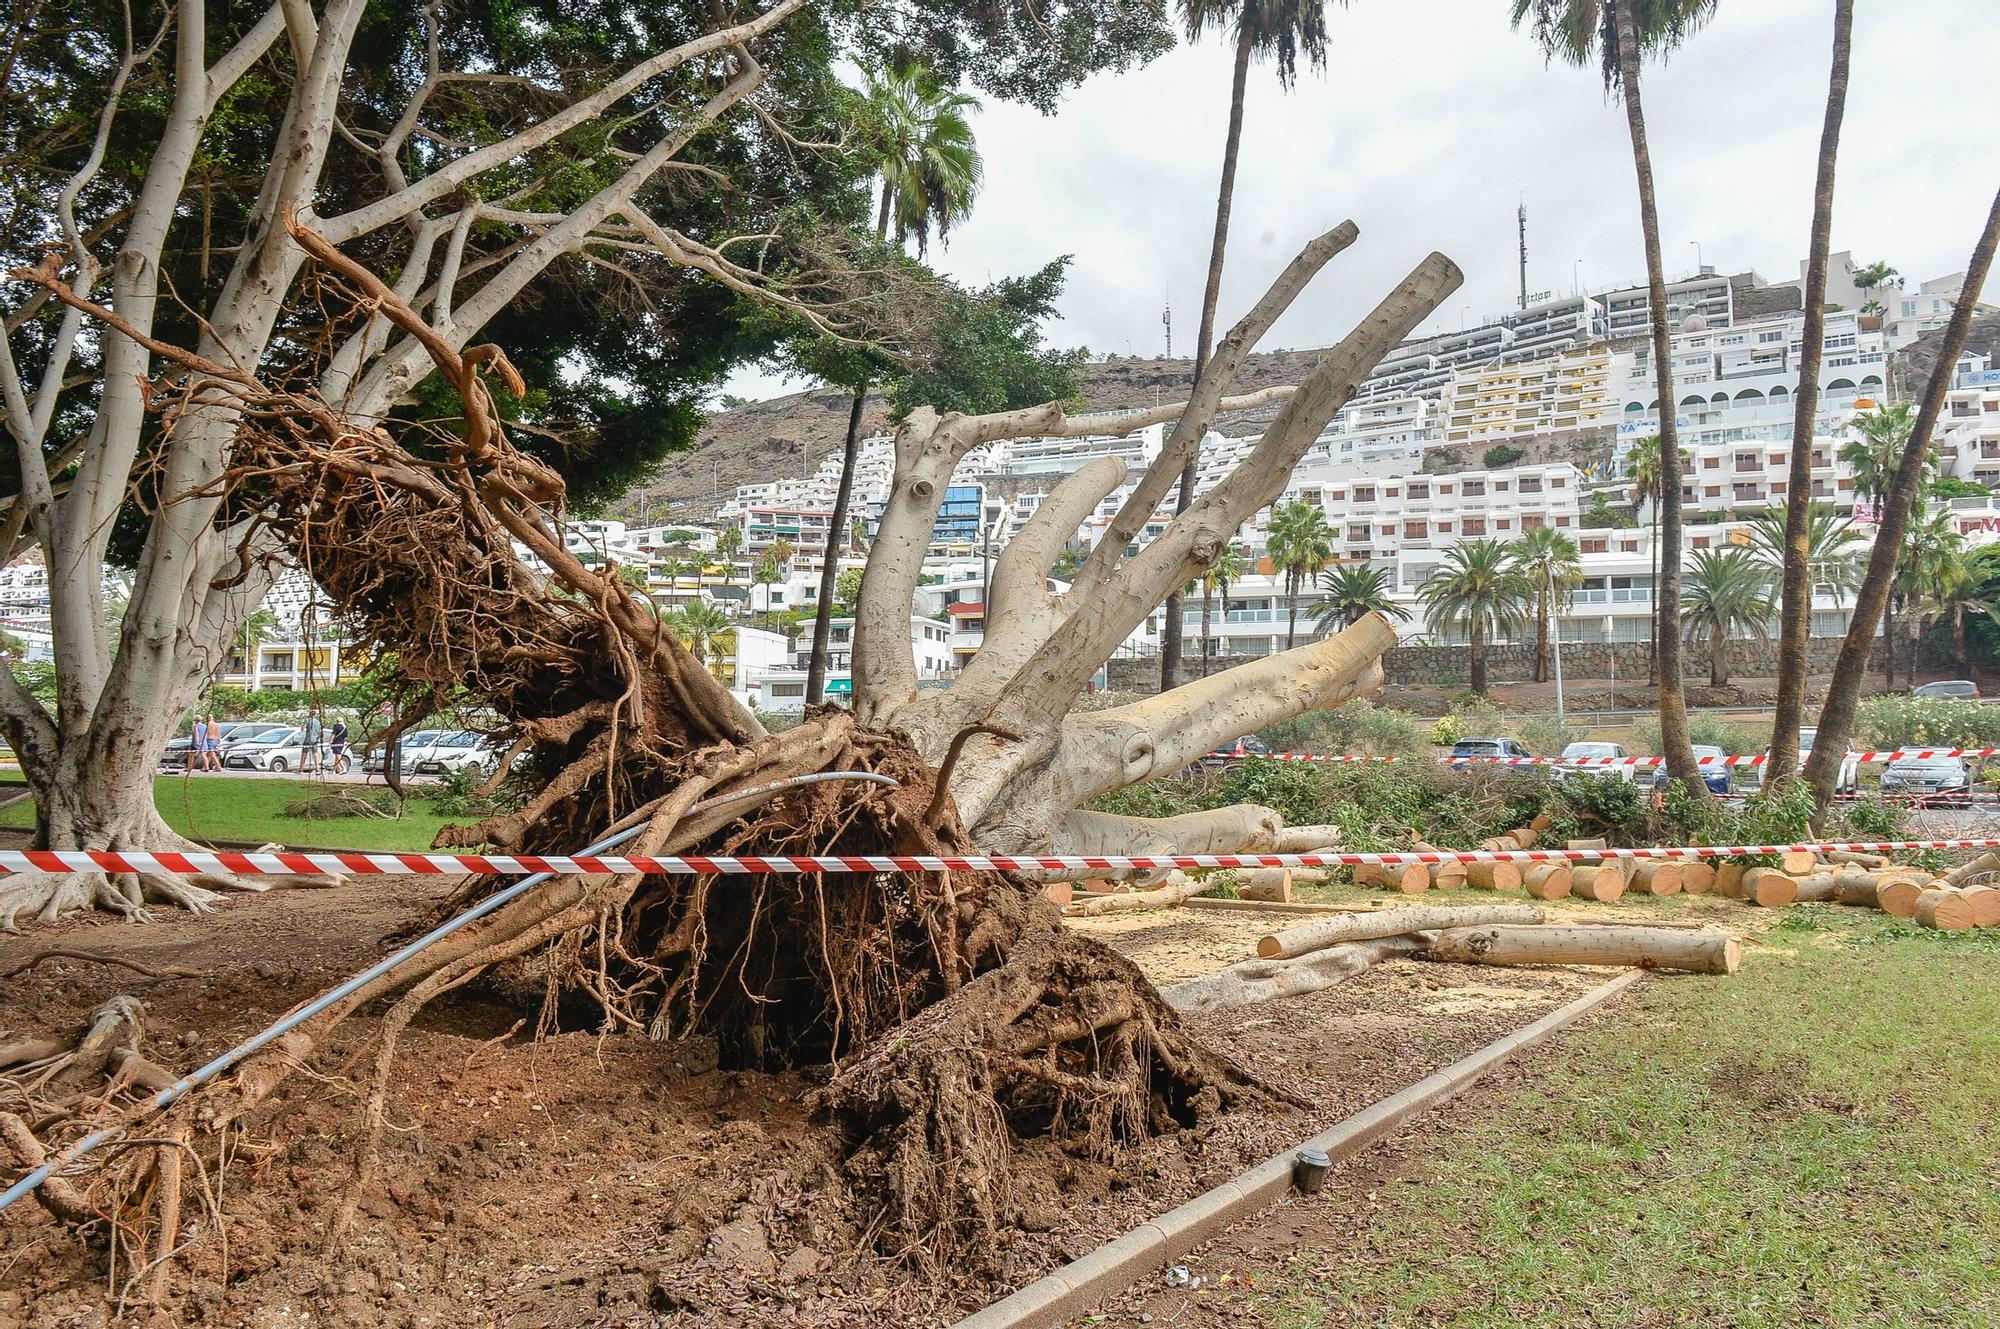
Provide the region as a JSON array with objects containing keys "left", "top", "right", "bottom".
[{"left": 726, "top": 0, "right": 1999, "bottom": 400}]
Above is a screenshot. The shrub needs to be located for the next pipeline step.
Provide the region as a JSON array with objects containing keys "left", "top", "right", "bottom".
[
  {"left": 281, "top": 790, "right": 400, "bottom": 820},
  {"left": 1630, "top": 713, "right": 1763, "bottom": 755},
  {"left": 1854, "top": 696, "right": 2000, "bottom": 751},
  {"left": 1482, "top": 443, "right": 1526, "bottom": 469},
  {"left": 1255, "top": 701, "right": 1429, "bottom": 756}
]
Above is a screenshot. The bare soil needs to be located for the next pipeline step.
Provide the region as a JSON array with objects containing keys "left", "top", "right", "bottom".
[{"left": 3, "top": 849, "right": 1641, "bottom": 1328}]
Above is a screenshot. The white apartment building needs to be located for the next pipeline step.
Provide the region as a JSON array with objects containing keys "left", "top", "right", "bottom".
[
  {"left": 754, "top": 615, "right": 953, "bottom": 713},
  {"left": 1438, "top": 346, "right": 1620, "bottom": 443}
]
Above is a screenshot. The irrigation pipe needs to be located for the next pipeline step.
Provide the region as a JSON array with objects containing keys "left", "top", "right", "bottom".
[{"left": 0, "top": 769, "right": 899, "bottom": 1217}]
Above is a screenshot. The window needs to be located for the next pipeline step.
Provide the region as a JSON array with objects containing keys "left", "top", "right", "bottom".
[
  {"left": 1550, "top": 476, "right": 1566, "bottom": 488},
  {"left": 1437, "top": 521, "right": 1454, "bottom": 534},
  {"left": 1901, "top": 300, "right": 1917, "bottom": 318},
  {"left": 1496, "top": 518, "right": 1512, "bottom": 531},
  {"left": 1348, "top": 525, "right": 1370, "bottom": 542},
  {"left": 1703, "top": 456, "right": 1720, "bottom": 469},
  {"left": 1522, "top": 514, "right": 1546, "bottom": 530},
  {"left": 1462, "top": 481, "right": 1486, "bottom": 497},
  {"left": 1407, "top": 483, "right": 1430, "bottom": 500},
  {"left": 768, "top": 682, "right": 806, "bottom": 698},
  {"left": 1354, "top": 486, "right": 1376, "bottom": 502},
  {"left": 1704, "top": 485, "right": 1722, "bottom": 498},
  {"left": 1555, "top": 515, "right": 1571, "bottom": 527},
  {"left": 1581, "top": 538, "right": 1608, "bottom": 554},
  {"left": 1404, "top": 521, "right": 1428, "bottom": 538},
  {"left": 1462, "top": 517, "right": 1487, "bottom": 536}
]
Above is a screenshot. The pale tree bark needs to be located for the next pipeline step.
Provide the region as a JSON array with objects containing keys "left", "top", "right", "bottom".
[
  {"left": 1769, "top": 0, "right": 1853, "bottom": 791},
  {"left": 1611, "top": 0, "right": 1698, "bottom": 787},
  {"left": 849, "top": 238, "right": 1457, "bottom": 858},
  {"left": 0, "top": 0, "right": 822, "bottom": 924},
  {"left": 1805, "top": 187, "right": 2000, "bottom": 807}
]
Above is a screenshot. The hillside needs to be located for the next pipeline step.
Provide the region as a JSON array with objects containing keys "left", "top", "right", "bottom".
[{"left": 612, "top": 348, "right": 1320, "bottom": 522}]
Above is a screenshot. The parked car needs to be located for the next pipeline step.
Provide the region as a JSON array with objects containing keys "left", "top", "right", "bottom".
[
  {"left": 1448, "top": 737, "right": 1533, "bottom": 765},
  {"left": 1556, "top": 741, "right": 1634, "bottom": 782},
  {"left": 1753, "top": 727, "right": 1859, "bottom": 794},
  {"left": 1654, "top": 744, "right": 1733, "bottom": 796},
  {"left": 159, "top": 721, "right": 284, "bottom": 770},
  {"left": 222, "top": 726, "right": 313, "bottom": 772},
  {"left": 1912, "top": 679, "right": 1982, "bottom": 700},
  {"left": 410, "top": 730, "right": 501, "bottom": 776},
  {"left": 364, "top": 729, "right": 441, "bottom": 776},
  {"left": 1201, "top": 735, "right": 1270, "bottom": 769},
  {"left": 1880, "top": 753, "right": 1971, "bottom": 798}
]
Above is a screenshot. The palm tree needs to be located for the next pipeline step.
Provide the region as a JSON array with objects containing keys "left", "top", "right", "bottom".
[
  {"left": 1511, "top": 0, "right": 1715, "bottom": 786},
  {"left": 1682, "top": 548, "right": 1771, "bottom": 688},
  {"left": 715, "top": 527, "right": 744, "bottom": 606},
  {"left": 1745, "top": 502, "right": 1862, "bottom": 607},
  {"left": 755, "top": 540, "right": 796, "bottom": 633},
  {"left": 808, "top": 61, "right": 983, "bottom": 706},
  {"left": 1266, "top": 500, "right": 1334, "bottom": 649},
  {"left": 860, "top": 62, "right": 982, "bottom": 255},
  {"left": 1839, "top": 404, "right": 1926, "bottom": 508},
  {"left": 1925, "top": 544, "right": 1999, "bottom": 677},
  {"left": 1851, "top": 258, "right": 1901, "bottom": 316},
  {"left": 1201, "top": 541, "right": 1246, "bottom": 675},
  {"left": 1624, "top": 432, "right": 1683, "bottom": 680},
  {"left": 1509, "top": 527, "right": 1584, "bottom": 684},
  {"left": 1893, "top": 508, "right": 1960, "bottom": 689},
  {"left": 1419, "top": 539, "right": 1534, "bottom": 696},
  {"left": 1162, "top": 0, "right": 1337, "bottom": 689},
  {"left": 669, "top": 602, "right": 731, "bottom": 664},
  {"left": 1312, "top": 562, "right": 1407, "bottom": 636}
]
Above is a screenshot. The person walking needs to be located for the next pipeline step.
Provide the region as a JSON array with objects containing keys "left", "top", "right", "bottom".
[
  {"left": 202, "top": 714, "right": 224, "bottom": 771},
  {"left": 186, "top": 713, "right": 204, "bottom": 772},
  {"left": 302, "top": 712, "right": 323, "bottom": 773},
  {"left": 328, "top": 719, "right": 350, "bottom": 774}
]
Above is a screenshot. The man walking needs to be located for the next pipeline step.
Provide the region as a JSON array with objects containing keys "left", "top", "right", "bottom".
[
  {"left": 302, "top": 712, "right": 323, "bottom": 773},
  {"left": 328, "top": 718, "right": 350, "bottom": 773},
  {"left": 202, "top": 714, "right": 224, "bottom": 771}
]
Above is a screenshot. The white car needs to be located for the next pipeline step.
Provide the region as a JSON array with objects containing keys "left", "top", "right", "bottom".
[
  {"left": 1555, "top": 741, "right": 1636, "bottom": 782},
  {"left": 1754, "top": 727, "right": 1860, "bottom": 794},
  {"left": 407, "top": 730, "right": 501, "bottom": 776},
  {"left": 222, "top": 726, "right": 313, "bottom": 772}
]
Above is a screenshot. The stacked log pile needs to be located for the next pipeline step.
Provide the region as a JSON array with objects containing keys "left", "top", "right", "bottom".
[{"left": 1162, "top": 902, "right": 1738, "bottom": 1015}]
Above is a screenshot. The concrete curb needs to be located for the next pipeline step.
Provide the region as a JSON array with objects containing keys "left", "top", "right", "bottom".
[{"left": 952, "top": 967, "right": 1646, "bottom": 1329}]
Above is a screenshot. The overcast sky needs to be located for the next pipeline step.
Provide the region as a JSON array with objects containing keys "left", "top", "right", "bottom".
[{"left": 724, "top": 0, "right": 1999, "bottom": 401}]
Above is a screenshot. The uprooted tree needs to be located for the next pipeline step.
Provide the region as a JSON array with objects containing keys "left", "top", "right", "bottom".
[
  {"left": 0, "top": 0, "right": 1173, "bottom": 926},
  {"left": 0, "top": 210, "right": 1459, "bottom": 1287}
]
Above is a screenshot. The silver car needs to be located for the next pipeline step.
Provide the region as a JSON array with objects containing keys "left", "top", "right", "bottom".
[{"left": 1880, "top": 755, "right": 1970, "bottom": 796}]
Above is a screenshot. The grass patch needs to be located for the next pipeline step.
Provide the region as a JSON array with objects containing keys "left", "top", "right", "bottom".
[
  {"left": 0, "top": 776, "right": 455, "bottom": 851},
  {"left": 1266, "top": 906, "right": 2000, "bottom": 1329}
]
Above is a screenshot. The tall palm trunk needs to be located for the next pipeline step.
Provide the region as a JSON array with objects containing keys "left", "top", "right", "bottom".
[
  {"left": 1955, "top": 606, "right": 1969, "bottom": 675},
  {"left": 806, "top": 388, "right": 865, "bottom": 705},
  {"left": 1533, "top": 585, "right": 1550, "bottom": 684},
  {"left": 1710, "top": 623, "right": 1727, "bottom": 689},
  {"left": 1201, "top": 582, "right": 1215, "bottom": 678},
  {"left": 1285, "top": 569, "right": 1300, "bottom": 651},
  {"left": 1770, "top": 0, "right": 1854, "bottom": 790},
  {"left": 1648, "top": 502, "right": 1659, "bottom": 685},
  {"left": 1882, "top": 599, "right": 1895, "bottom": 689},
  {"left": 1807, "top": 188, "right": 2000, "bottom": 804},
  {"left": 1470, "top": 618, "right": 1487, "bottom": 695},
  {"left": 1163, "top": 21, "right": 1255, "bottom": 691},
  {"left": 1613, "top": 0, "right": 1698, "bottom": 786}
]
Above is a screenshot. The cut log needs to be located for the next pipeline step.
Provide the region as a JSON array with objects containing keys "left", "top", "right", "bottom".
[
  {"left": 1826, "top": 850, "right": 1890, "bottom": 869},
  {"left": 1960, "top": 883, "right": 2000, "bottom": 928},
  {"left": 1528, "top": 813, "right": 1553, "bottom": 832},
  {"left": 1872, "top": 876, "right": 1923, "bottom": 919},
  {"left": 1566, "top": 838, "right": 1607, "bottom": 850},
  {"left": 1270, "top": 825, "right": 1347, "bottom": 854},
  {"left": 1779, "top": 850, "right": 1819, "bottom": 875},
  {"left": 1255, "top": 902, "right": 1545, "bottom": 960},
  {"left": 1570, "top": 862, "right": 1629, "bottom": 902},
  {"left": 1061, "top": 874, "right": 1202, "bottom": 916},
  {"left": 1424, "top": 924, "right": 1741, "bottom": 975},
  {"left": 1521, "top": 864, "right": 1572, "bottom": 901},
  {"left": 1466, "top": 861, "right": 1523, "bottom": 892},
  {"left": 1429, "top": 860, "right": 1469, "bottom": 890},
  {"left": 1915, "top": 886, "right": 1975, "bottom": 931},
  {"left": 1042, "top": 882, "right": 1075, "bottom": 907},
  {"left": 1713, "top": 863, "right": 1746, "bottom": 899},
  {"left": 1740, "top": 868, "right": 1800, "bottom": 908},
  {"left": 1507, "top": 828, "right": 1540, "bottom": 850},
  {"left": 1629, "top": 860, "right": 1684, "bottom": 896},
  {"left": 1790, "top": 871, "right": 1839, "bottom": 903},
  {"left": 1355, "top": 862, "right": 1431, "bottom": 893},
  {"left": 1234, "top": 868, "right": 1295, "bottom": 903},
  {"left": 1162, "top": 935, "right": 1427, "bottom": 1015},
  {"left": 1944, "top": 851, "right": 2000, "bottom": 887},
  {"left": 1679, "top": 861, "right": 1716, "bottom": 896}
]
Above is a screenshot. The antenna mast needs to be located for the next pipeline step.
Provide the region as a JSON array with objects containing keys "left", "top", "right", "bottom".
[
  {"left": 1517, "top": 200, "right": 1529, "bottom": 311},
  {"left": 1162, "top": 297, "right": 1173, "bottom": 359}
]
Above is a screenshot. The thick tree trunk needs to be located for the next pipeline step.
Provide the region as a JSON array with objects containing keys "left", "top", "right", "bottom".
[
  {"left": 1162, "top": 20, "right": 1255, "bottom": 692},
  {"left": 807, "top": 386, "right": 866, "bottom": 705},
  {"left": 1256, "top": 902, "right": 1543, "bottom": 960},
  {"left": 1808, "top": 191, "right": 2000, "bottom": 804},
  {"left": 1426, "top": 924, "right": 1740, "bottom": 974},
  {"left": 1883, "top": 599, "right": 1897, "bottom": 689},
  {"left": 1162, "top": 935, "right": 1424, "bottom": 1016},
  {"left": 1769, "top": 0, "right": 1853, "bottom": 791},
  {"left": 1711, "top": 623, "right": 1727, "bottom": 689},
  {"left": 1613, "top": 0, "right": 1698, "bottom": 788}
]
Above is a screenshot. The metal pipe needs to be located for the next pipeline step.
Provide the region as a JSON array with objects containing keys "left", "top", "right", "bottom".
[{"left": 0, "top": 769, "right": 899, "bottom": 1214}]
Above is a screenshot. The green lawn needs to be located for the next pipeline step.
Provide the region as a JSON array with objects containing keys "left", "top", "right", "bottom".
[
  {"left": 0, "top": 776, "right": 454, "bottom": 851},
  {"left": 1263, "top": 909, "right": 2000, "bottom": 1329}
]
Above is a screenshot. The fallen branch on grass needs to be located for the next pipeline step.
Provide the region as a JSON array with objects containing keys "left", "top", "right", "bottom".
[{"left": 1255, "top": 903, "right": 1544, "bottom": 960}]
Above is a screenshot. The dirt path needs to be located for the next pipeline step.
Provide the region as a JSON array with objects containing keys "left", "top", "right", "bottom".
[{"left": 1, "top": 860, "right": 1663, "bottom": 1327}]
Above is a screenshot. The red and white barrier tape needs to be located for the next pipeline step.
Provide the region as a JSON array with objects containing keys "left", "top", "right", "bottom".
[
  {"left": 1216, "top": 748, "right": 2000, "bottom": 767},
  {"left": 0, "top": 841, "right": 1991, "bottom": 880}
]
